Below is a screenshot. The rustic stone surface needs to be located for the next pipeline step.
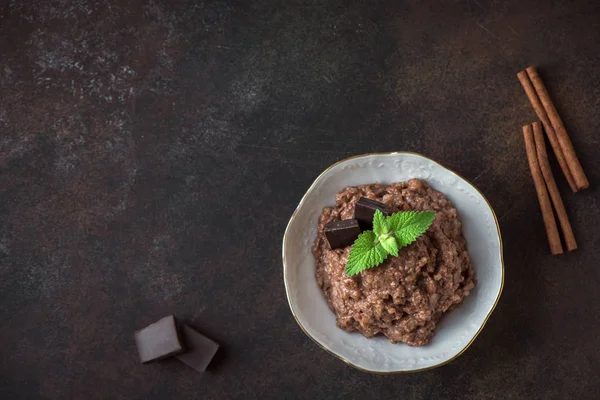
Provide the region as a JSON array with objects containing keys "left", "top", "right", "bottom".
[{"left": 1, "top": 0, "right": 599, "bottom": 399}]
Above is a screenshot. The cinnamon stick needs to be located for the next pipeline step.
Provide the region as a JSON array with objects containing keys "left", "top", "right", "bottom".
[
  {"left": 522, "top": 124, "right": 563, "bottom": 255},
  {"left": 532, "top": 121, "right": 577, "bottom": 251},
  {"left": 526, "top": 66, "right": 589, "bottom": 190},
  {"left": 517, "top": 71, "right": 578, "bottom": 192}
]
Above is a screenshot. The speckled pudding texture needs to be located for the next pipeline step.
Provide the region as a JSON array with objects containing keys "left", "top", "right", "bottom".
[{"left": 313, "top": 179, "right": 475, "bottom": 346}]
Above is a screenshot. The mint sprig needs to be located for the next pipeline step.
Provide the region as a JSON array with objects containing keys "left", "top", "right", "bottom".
[
  {"left": 345, "top": 231, "right": 387, "bottom": 276},
  {"left": 345, "top": 209, "right": 436, "bottom": 276}
]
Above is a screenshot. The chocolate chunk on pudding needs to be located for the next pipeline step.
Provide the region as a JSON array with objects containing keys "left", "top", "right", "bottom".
[
  {"left": 354, "top": 197, "right": 390, "bottom": 230},
  {"left": 324, "top": 219, "right": 361, "bottom": 249}
]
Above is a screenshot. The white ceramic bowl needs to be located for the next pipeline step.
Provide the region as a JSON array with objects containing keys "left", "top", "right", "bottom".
[{"left": 282, "top": 152, "right": 504, "bottom": 373}]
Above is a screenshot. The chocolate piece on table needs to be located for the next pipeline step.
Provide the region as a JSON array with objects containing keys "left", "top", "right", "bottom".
[
  {"left": 324, "top": 219, "right": 361, "bottom": 249},
  {"left": 354, "top": 197, "right": 390, "bottom": 230},
  {"left": 176, "top": 324, "right": 219, "bottom": 372},
  {"left": 134, "top": 315, "right": 185, "bottom": 364}
]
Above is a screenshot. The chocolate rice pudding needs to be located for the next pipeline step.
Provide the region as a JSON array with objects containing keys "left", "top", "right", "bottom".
[{"left": 312, "top": 179, "right": 475, "bottom": 346}]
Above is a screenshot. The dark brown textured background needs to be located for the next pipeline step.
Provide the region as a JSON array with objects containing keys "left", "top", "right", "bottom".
[{"left": 1, "top": 0, "right": 599, "bottom": 399}]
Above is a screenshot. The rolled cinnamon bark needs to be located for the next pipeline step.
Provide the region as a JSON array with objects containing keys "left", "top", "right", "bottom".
[
  {"left": 517, "top": 71, "right": 578, "bottom": 192},
  {"left": 532, "top": 121, "right": 577, "bottom": 251},
  {"left": 526, "top": 66, "right": 589, "bottom": 190},
  {"left": 522, "top": 124, "right": 563, "bottom": 255}
]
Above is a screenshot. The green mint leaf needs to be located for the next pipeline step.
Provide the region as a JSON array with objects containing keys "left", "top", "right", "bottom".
[
  {"left": 379, "top": 234, "right": 399, "bottom": 256},
  {"left": 345, "top": 210, "right": 436, "bottom": 276},
  {"left": 388, "top": 211, "right": 436, "bottom": 247},
  {"left": 345, "top": 231, "right": 389, "bottom": 276},
  {"left": 372, "top": 209, "right": 388, "bottom": 237}
]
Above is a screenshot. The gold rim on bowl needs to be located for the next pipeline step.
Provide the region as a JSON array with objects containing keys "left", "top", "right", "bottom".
[{"left": 282, "top": 152, "right": 504, "bottom": 374}]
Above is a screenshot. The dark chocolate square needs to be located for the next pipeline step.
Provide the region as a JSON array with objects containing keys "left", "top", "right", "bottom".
[
  {"left": 176, "top": 324, "right": 219, "bottom": 372},
  {"left": 134, "top": 315, "right": 184, "bottom": 364},
  {"left": 324, "top": 219, "right": 361, "bottom": 249},
  {"left": 354, "top": 197, "right": 390, "bottom": 230}
]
